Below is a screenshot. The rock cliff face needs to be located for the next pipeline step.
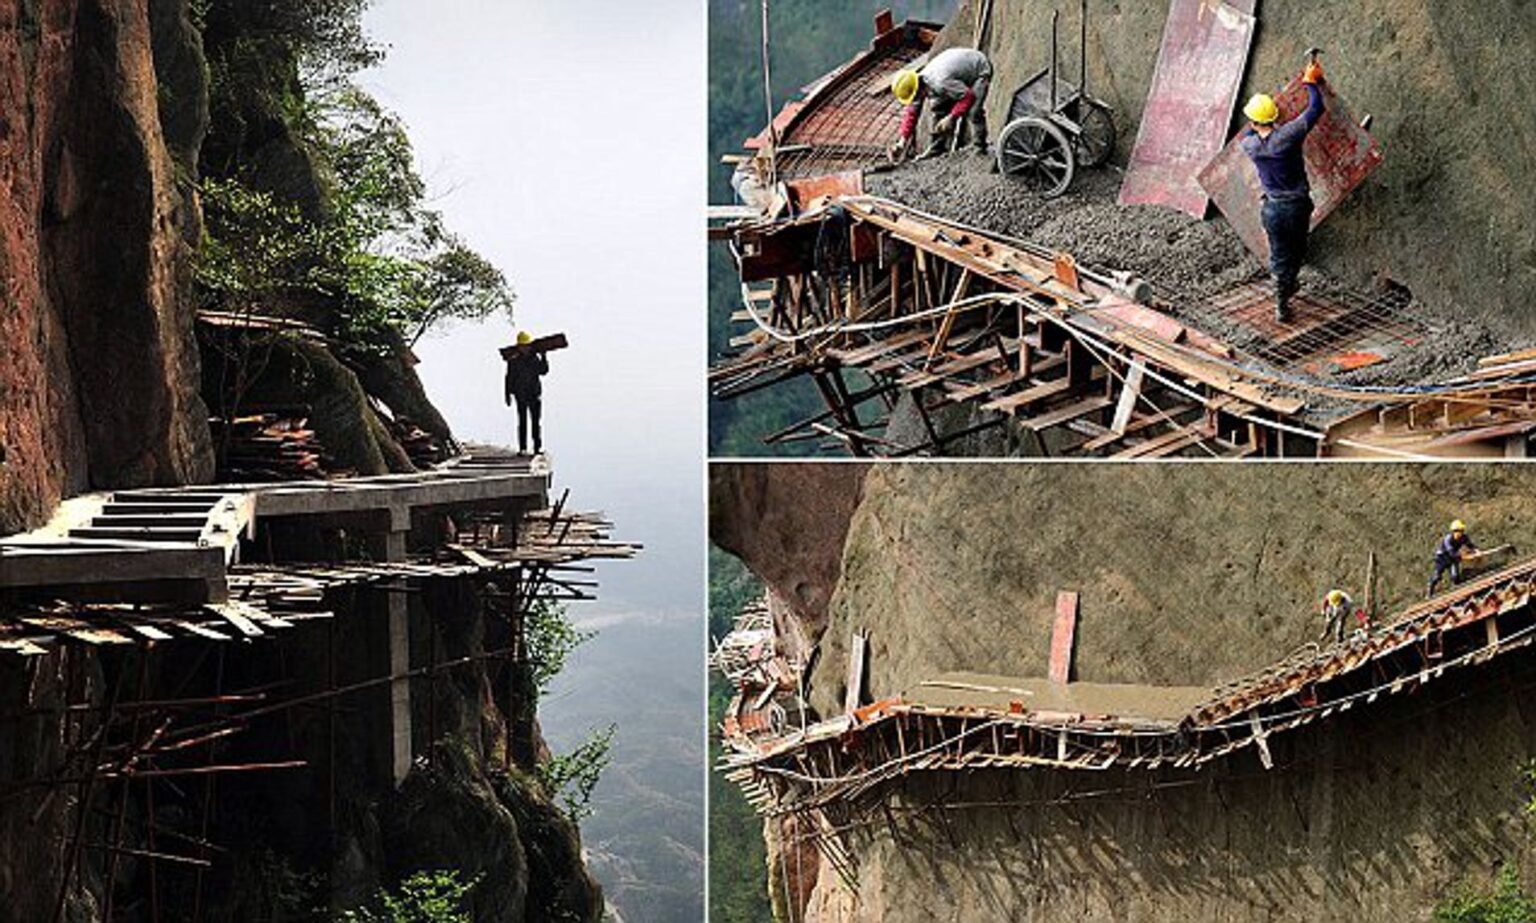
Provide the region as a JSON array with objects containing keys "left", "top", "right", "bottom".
[
  {"left": 0, "top": 0, "right": 213, "bottom": 533},
  {"left": 937, "top": 0, "right": 1536, "bottom": 328},
  {"left": 713, "top": 464, "right": 1536, "bottom": 921},
  {"left": 710, "top": 463, "right": 868, "bottom": 664}
]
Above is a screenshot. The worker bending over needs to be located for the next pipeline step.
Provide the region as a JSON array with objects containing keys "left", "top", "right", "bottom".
[
  {"left": 1319, "top": 589, "right": 1356, "bottom": 644},
  {"left": 1240, "top": 58, "right": 1326, "bottom": 323},
  {"left": 890, "top": 48, "right": 993, "bottom": 161},
  {"left": 1427, "top": 520, "right": 1477, "bottom": 597},
  {"left": 503, "top": 331, "right": 549, "bottom": 456}
]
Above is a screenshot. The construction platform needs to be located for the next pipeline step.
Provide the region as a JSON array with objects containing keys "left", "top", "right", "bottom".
[
  {"left": 712, "top": 198, "right": 1536, "bottom": 459},
  {"left": 739, "top": 13, "right": 941, "bottom": 184},
  {"left": 719, "top": 555, "right": 1536, "bottom": 821},
  {"left": 0, "top": 446, "right": 637, "bottom": 911},
  {"left": 0, "top": 448, "right": 636, "bottom": 654}
]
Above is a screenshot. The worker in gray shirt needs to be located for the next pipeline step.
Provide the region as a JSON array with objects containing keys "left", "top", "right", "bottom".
[{"left": 890, "top": 48, "right": 993, "bottom": 160}]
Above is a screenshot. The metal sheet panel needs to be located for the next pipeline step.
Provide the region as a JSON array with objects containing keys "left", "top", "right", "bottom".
[
  {"left": 1198, "top": 80, "right": 1384, "bottom": 262},
  {"left": 1118, "top": 0, "right": 1257, "bottom": 216}
]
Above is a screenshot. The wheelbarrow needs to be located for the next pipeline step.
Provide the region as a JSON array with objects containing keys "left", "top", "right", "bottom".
[{"left": 996, "top": 0, "right": 1116, "bottom": 197}]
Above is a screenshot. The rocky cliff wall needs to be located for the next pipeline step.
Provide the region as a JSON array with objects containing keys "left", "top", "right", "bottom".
[
  {"left": 710, "top": 463, "right": 868, "bottom": 664},
  {"left": 0, "top": 0, "right": 213, "bottom": 534}
]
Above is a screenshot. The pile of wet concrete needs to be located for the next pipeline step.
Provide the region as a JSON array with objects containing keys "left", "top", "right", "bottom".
[{"left": 866, "top": 154, "right": 1520, "bottom": 394}]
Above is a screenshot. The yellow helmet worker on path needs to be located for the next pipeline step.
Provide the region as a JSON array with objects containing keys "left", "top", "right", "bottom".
[
  {"left": 892, "top": 69, "right": 920, "bottom": 106},
  {"left": 517, "top": 331, "right": 533, "bottom": 346},
  {"left": 1451, "top": 520, "right": 1467, "bottom": 534},
  {"left": 1243, "top": 93, "right": 1279, "bottom": 125}
]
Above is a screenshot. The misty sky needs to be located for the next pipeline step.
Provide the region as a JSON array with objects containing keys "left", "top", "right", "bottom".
[{"left": 360, "top": 0, "right": 704, "bottom": 622}]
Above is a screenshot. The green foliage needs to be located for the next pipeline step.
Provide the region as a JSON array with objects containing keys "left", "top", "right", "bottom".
[
  {"left": 539, "top": 725, "right": 616, "bottom": 822},
  {"left": 313, "top": 87, "right": 515, "bottom": 347},
  {"left": 709, "top": 545, "right": 762, "bottom": 641},
  {"left": 526, "top": 600, "right": 596, "bottom": 696},
  {"left": 225, "top": 847, "right": 324, "bottom": 920},
  {"left": 202, "top": 0, "right": 382, "bottom": 83},
  {"left": 196, "top": 176, "right": 336, "bottom": 304},
  {"left": 197, "top": 1, "right": 514, "bottom": 357},
  {"left": 340, "top": 870, "right": 480, "bottom": 923},
  {"left": 1434, "top": 867, "right": 1536, "bottom": 923}
]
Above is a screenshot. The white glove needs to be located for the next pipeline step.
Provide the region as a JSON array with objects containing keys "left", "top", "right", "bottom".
[{"left": 934, "top": 114, "right": 955, "bottom": 135}]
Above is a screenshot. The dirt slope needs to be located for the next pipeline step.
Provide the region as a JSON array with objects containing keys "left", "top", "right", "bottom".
[{"left": 815, "top": 464, "right": 1536, "bottom": 714}]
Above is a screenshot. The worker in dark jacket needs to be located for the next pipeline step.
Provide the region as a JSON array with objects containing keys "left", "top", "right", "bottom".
[
  {"left": 1427, "top": 520, "right": 1477, "bottom": 597},
  {"left": 503, "top": 331, "right": 549, "bottom": 456},
  {"left": 889, "top": 48, "right": 993, "bottom": 160},
  {"left": 1239, "top": 59, "right": 1326, "bottom": 323}
]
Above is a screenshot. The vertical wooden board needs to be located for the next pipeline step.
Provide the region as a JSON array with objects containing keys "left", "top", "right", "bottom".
[
  {"left": 1049, "top": 591, "right": 1079, "bottom": 685},
  {"left": 1118, "top": 0, "right": 1257, "bottom": 216},
  {"left": 844, "top": 630, "right": 869, "bottom": 714}
]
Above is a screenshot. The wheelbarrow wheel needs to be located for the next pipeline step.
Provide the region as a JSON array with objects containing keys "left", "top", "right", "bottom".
[
  {"left": 997, "top": 117, "right": 1075, "bottom": 198},
  {"left": 1073, "top": 102, "right": 1116, "bottom": 168}
]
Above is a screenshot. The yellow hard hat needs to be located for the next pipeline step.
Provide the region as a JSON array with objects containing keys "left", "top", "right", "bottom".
[
  {"left": 892, "top": 69, "right": 920, "bottom": 106},
  {"left": 1450, "top": 520, "right": 1467, "bottom": 533},
  {"left": 1326, "top": 590, "right": 1347, "bottom": 606},
  {"left": 516, "top": 331, "right": 533, "bottom": 345},
  {"left": 1243, "top": 93, "right": 1279, "bottom": 125}
]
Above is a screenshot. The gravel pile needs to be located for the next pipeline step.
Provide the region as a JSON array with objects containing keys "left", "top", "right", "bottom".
[{"left": 866, "top": 152, "right": 1526, "bottom": 395}]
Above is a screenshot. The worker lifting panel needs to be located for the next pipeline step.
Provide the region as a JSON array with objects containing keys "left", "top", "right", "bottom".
[{"left": 1198, "top": 79, "right": 1384, "bottom": 262}]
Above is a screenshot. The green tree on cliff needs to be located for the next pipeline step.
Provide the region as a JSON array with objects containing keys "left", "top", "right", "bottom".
[{"left": 195, "top": 0, "right": 513, "bottom": 355}]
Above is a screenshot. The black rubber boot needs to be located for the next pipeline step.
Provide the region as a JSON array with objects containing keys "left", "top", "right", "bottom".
[{"left": 1274, "top": 294, "right": 1291, "bottom": 324}]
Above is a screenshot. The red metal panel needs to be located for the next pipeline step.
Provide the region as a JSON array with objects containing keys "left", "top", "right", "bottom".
[
  {"left": 1197, "top": 80, "right": 1384, "bottom": 262},
  {"left": 786, "top": 171, "right": 864, "bottom": 211},
  {"left": 1049, "top": 591, "right": 1079, "bottom": 686},
  {"left": 1118, "top": 0, "right": 1257, "bottom": 217}
]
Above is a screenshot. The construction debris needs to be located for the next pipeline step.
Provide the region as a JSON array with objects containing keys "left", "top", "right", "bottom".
[{"left": 211, "top": 414, "right": 329, "bottom": 481}]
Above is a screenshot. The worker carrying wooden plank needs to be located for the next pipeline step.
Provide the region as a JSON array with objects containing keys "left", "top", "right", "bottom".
[
  {"left": 889, "top": 48, "right": 993, "bottom": 161},
  {"left": 502, "top": 331, "right": 552, "bottom": 456},
  {"left": 1239, "top": 51, "right": 1326, "bottom": 324}
]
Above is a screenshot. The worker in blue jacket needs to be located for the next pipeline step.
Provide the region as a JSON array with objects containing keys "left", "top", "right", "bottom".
[
  {"left": 1427, "top": 520, "right": 1478, "bottom": 597},
  {"left": 1239, "top": 59, "right": 1326, "bottom": 323}
]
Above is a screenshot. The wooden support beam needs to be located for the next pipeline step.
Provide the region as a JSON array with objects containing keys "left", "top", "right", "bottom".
[
  {"left": 1110, "top": 361, "right": 1146, "bottom": 435},
  {"left": 1022, "top": 395, "right": 1114, "bottom": 432},
  {"left": 386, "top": 529, "right": 412, "bottom": 787},
  {"left": 845, "top": 630, "right": 869, "bottom": 715},
  {"left": 1249, "top": 712, "right": 1273, "bottom": 770},
  {"left": 979, "top": 377, "right": 1074, "bottom": 414}
]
